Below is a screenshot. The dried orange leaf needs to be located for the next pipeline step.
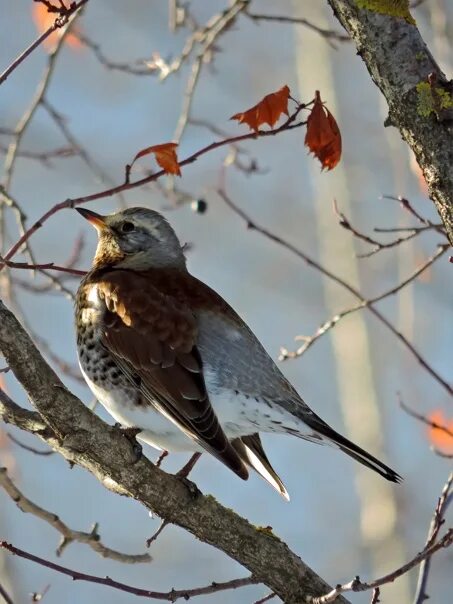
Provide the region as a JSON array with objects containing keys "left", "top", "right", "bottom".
[
  {"left": 427, "top": 410, "right": 453, "bottom": 453},
  {"left": 231, "top": 85, "right": 290, "bottom": 132},
  {"left": 131, "top": 142, "right": 181, "bottom": 176},
  {"left": 305, "top": 91, "right": 342, "bottom": 171},
  {"left": 32, "top": 4, "right": 82, "bottom": 52}
]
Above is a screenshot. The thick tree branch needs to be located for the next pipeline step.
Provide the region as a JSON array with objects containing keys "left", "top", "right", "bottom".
[
  {"left": 327, "top": 0, "right": 453, "bottom": 244},
  {"left": 0, "top": 299, "right": 349, "bottom": 604}
]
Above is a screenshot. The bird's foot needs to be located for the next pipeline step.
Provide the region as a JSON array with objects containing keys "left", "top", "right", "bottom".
[
  {"left": 180, "top": 477, "right": 201, "bottom": 498},
  {"left": 176, "top": 452, "right": 202, "bottom": 479},
  {"left": 156, "top": 450, "right": 169, "bottom": 468},
  {"left": 114, "top": 424, "right": 143, "bottom": 463}
]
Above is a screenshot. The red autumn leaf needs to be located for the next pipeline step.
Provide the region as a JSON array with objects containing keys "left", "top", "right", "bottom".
[
  {"left": 32, "top": 3, "right": 83, "bottom": 52},
  {"left": 131, "top": 142, "right": 181, "bottom": 176},
  {"left": 427, "top": 410, "right": 453, "bottom": 453},
  {"left": 231, "top": 85, "right": 290, "bottom": 132},
  {"left": 305, "top": 91, "right": 341, "bottom": 171}
]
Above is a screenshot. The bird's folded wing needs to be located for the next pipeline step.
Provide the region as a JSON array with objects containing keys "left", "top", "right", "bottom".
[{"left": 96, "top": 270, "right": 248, "bottom": 480}]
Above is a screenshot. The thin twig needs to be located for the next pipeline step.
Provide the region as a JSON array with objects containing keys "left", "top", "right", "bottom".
[
  {"left": 0, "top": 141, "right": 76, "bottom": 165},
  {"left": 11, "top": 234, "right": 84, "bottom": 297},
  {"left": 333, "top": 199, "right": 448, "bottom": 257},
  {"left": 146, "top": 453, "right": 201, "bottom": 547},
  {"left": 310, "top": 529, "right": 453, "bottom": 603},
  {"left": 0, "top": 582, "right": 14, "bottom": 604},
  {"left": 0, "top": 541, "right": 257, "bottom": 601},
  {"left": 0, "top": 468, "right": 151, "bottom": 564},
  {"left": 254, "top": 592, "right": 276, "bottom": 604},
  {"left": 381, "top": 195, "right": 445, "bottom": 236},
  {"left": 414, "top": 473, "right": 453, "bottom": 604},
  {"left": 173, "top": 0, "right": 249, "bottom": 142},
  {"left": 78, "top": 34, "right": 158, "bottom": 75},
  {"left": 245, "top": 10, "right": 349, "bottom": 46},
  {"left": 0, "top": 1, "right": 88, "bottom": 86},
  {"left": 370, "top": 588, "right": 380, "bottom": 604},
  {"left": 41, "top": 99, "right": 127, "bottom": 207},
  {"left": 0, "top": 258, "right": 85, "bottom": 276},
  {"left": 7, "top": 433, "right": 54, "bottom": 456},
  {"left": 146, "top": 520, "right": 169, "bottom": 548},
  {"left": 286, "top": 244, "right": 449, "bottom": 360},
  {"left": 399, "top": 396, "right": 453, "bottom": 439},
  {"left": 432, "top": 448, "right": 453, "bottom": 459}
]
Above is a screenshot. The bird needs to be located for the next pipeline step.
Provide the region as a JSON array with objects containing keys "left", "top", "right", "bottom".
[{"left": 75, "top": 206, "right": 401, "bottom": 500}]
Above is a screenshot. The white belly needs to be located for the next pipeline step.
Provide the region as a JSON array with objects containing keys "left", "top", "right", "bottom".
[{"left": 80, "top": 365, "right": 201, "bottom": 453}]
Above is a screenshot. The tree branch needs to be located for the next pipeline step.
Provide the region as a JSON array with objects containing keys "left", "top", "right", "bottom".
[
  {"left": 0, "top": 541, "right": 257, "bottom": 602},
  {"left": 0, "top": 0, "right": 88, "bottom": 87},
  {"left": 414, "top": 473, "right": 453, "bottom": 604},
  {"left": 311, "top": 529, "right": 453, "bottom": 603},
  {"left": 0, "top": 467, "right": 150, "bottom": 563},
  {"left": 0, "top": 299, "right": 349, "bottom": 604},
  {"left": 327, "top": 0, "right": 453, "bottom": 244},
  {"left": 0, "top": 582, "right": 14, "bottom": 604}
]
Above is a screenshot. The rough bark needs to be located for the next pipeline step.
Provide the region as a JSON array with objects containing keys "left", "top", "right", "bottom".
[
  {"left": 327, "top": 0, "right": 453, "bottom": 245},
  {"left": 0, "top": 300, "right": 349, "bottom": 604}
]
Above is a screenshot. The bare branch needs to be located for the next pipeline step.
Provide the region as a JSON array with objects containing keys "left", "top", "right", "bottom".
[
  {"left": 0, "top": 258, "right": 85, "bottom": 276},
  {"left": 0, "top": 467, "right": 150, "bottom": 563},
  {"left": 78, "top": 34, "right": 159, "bottom": 75},
  {"left": 0, "top": 540, "right": 257, "bottom": 601},
  {"left": 7, "top": 433, "right": 54, "bottom": 456},
  {"left": 0, "top": 1, "right": 88, "bottom": 87},
  {"left": 146, "top": 519, "right": 169, "bottom": 548},
  {"left": 414, "top": 473, "right": 453, "bottom": 603},
  {"left": 311, "top": 530, "right": 453, "bottom": 603},
  {"left": 245, "top": 9, "right": 349, "bottom": 46},
  {"left": 285, "top": 244, "right": 449, "bottom": 360},
  {"left": 173, "top": 0, "right": 249, "bottom": 142},
  {"left": 41, "top": 100, "right": 127, "bottom": 207},
  {"left": 370, "top": 588, "right": 380, "bottom": 604},
  {"left": 254, "top": 592, "right": 276, "bottom": 604},
  {"left": 332, "top": 199, "right": 447, "bottom": 258},
  {"left": 399, "top": 396, "right": 453, "bottom": 439},
  {"left": 0, "top": 582, "right": 14, "bottom": 604}
]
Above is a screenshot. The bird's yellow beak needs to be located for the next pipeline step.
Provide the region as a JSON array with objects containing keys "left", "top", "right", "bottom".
[{"left": 76, "top": 208, "right": 108, "bottom": 232}]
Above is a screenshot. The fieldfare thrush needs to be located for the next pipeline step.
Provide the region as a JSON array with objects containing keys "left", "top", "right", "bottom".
[{"left": 75, "top": 206, "right": 401, "bottom": 500}]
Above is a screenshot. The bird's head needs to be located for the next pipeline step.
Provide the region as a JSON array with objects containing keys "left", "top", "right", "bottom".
[{"left": 76, "top": 206, "right": 186, "bottom": 270}]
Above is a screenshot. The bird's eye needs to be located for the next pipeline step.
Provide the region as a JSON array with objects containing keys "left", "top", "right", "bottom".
[{"left": 120, "top": 221, "right": 135, "bottom": 233}]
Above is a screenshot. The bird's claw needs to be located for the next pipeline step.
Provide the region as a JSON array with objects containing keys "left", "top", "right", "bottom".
[{"left": 114, "top": 424, "right": 143, "bottom": 463}]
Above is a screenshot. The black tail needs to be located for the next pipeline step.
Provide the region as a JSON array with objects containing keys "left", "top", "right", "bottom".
[
  {"left": 308, "top": 418, "right": 402, "bottom": 483},
  {"left": 233, "top": 433, "right": 290, "bottom": 500}
]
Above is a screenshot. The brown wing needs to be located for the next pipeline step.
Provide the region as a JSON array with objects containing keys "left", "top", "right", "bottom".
[{"left": 96, "top": 269, "right": 248, "bottom": 480}]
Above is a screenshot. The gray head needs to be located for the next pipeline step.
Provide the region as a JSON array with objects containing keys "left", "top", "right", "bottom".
[{"left": 76, "top": 206, "right": 186, "bottom": 270}]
